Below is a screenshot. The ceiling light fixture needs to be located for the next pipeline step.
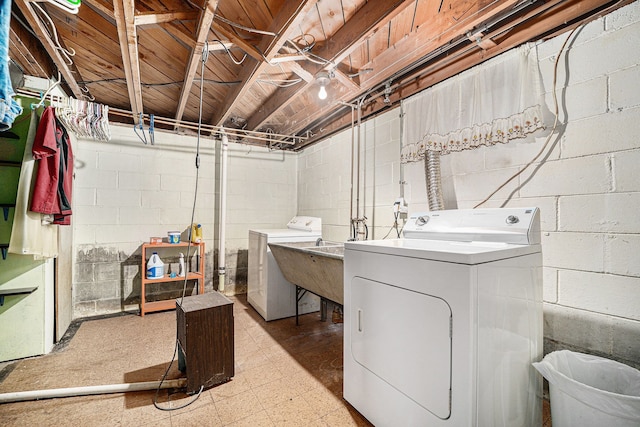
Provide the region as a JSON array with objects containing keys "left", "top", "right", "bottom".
[{"left": 316, "top": 71, "right": 330, "bottom": 100}]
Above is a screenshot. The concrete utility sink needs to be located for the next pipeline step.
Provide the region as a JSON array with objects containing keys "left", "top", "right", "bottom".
[{"left": 268, "top": 242, "right": 344, "bottom": 305}]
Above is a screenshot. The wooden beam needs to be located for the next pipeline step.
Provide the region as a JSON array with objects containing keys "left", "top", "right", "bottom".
[
  {"left": 113, "top": 0, "right": 143, "bottom": 121},
  {"left": 174, "top": 0, "right": 219, "bottom": 126},
  {"left": 210, "top": 0, "right": 319, "bottom": 126},
  {"left": 9, "top": 23, "right": 52, "bottom": 78},
  {"left": 278, "top": 0, "right": 524, "bottom": 136},
  {"left": 15, "top": 1, "right": 84, "bottom": 97},
  {"left": 245, "top": 0, "right": 414, "bottom": 132},
  {"left": 286, "top": 62, "right": 314, "bottom": 82},
  {"left": 134, "top": 11, "right": 200, "bottom": 27},
  {"left": 211, "top": 21, "right": 263, "bottom": 62},
  {"left": 82, "top": 0, "right": 114, "bottom": 20}
]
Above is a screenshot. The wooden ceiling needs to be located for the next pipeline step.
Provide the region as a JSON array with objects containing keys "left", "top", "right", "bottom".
[{"left": 9, "top": 0, "right": 629, "bottom": 150}]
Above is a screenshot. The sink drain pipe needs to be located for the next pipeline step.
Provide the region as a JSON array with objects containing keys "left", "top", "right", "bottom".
[{"left": 0, "top": 378, "right": 186, "bottom": 404}]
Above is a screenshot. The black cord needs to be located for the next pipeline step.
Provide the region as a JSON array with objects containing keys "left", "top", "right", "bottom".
[{"left": 152, "top": 40, "right": 208, "bottom": 413}]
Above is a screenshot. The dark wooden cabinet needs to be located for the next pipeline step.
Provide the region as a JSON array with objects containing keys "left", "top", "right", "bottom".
[{"left": 176, "top": 292, "right": 234, "bottom": 394}]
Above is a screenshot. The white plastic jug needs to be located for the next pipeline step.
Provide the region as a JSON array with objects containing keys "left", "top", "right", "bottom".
[
  {"left": 146, "top": 252, "right": 164, "bottom": 279},
  {"left": 178, "top": 253, "right": 185, "bottom": 277}
]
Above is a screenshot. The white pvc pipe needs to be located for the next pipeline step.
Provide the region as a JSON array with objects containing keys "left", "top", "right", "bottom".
[
  {"left": 218, "top": 132, "right": 229, "bottom": 293},
  {"left": 0, "top": 378, "right": 186, "bottom": 404}
]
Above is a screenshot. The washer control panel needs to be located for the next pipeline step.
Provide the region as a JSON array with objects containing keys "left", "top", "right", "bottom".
[{"left": 402, "top": 207, "right": 540, "bottom": 245}]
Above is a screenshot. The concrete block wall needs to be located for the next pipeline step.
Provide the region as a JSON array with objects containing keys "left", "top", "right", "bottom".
[
  {"left": 297, "top": 108, "right": 404, "bottom": 241},
  {"left": 73, "top": 126, "right": 296, "bottom": 317},
  {"left": 297, "top": 1, "right": 640, "bottom": 367}
]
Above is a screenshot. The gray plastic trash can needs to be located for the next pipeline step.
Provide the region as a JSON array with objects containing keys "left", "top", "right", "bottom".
[{"left": 533, "top": 350, "right": 640, "bottom": 427}]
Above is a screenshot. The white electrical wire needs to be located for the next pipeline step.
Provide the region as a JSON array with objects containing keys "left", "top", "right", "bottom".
[
  {"left": 32, "top": 2, "right": 76, "bottom": 65},
  {"left": 474, "top": 25, "right": 580, "bottom": 208},
  {"left": 212, "top": 39, "right": 247, "bottom": 65}
]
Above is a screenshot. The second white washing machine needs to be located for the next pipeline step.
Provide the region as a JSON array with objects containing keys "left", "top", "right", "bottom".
[
  {"left": 344, "top": 207, "right": 543, "bottom": 426},
  {"left": 248, "top": 216, "right": 322, "bottom": 321}
]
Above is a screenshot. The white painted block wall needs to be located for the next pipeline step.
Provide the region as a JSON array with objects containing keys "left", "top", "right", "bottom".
[
  {"left": 72, "top": 126, "right": 296, "bottom": 317},
  {"left": 297, "top": 1, "right": 640, "bottom": 367}
]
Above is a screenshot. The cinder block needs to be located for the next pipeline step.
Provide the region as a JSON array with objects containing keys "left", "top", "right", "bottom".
[
  {"left": 543, "top": 303, "right": 613, "bottom": 355},
  {"left": 559, "top": 193, "right": 640, "bottom": 233},
  {"left": 98, "top": 151, "right": 142, "bottom": 172},
  {"left": 74, "top": 225, "right": 96, "bottom": 245},
  {"left": 558, "top": 269, "right": 640, "bottom": 320},
  {"left": 119, "top": 207, "right": 161, "bottom": 225},
  {"left": 612, "top": 149, "right": 640, "bottom": 192},
  {"left": 536, "top": 18, "right": 604, "bottom": 62},
  {"left": 73, "top": 188, "right": 96, "bottom": 207},
  {"left": 73, "top": 263, "right": 94, "bottom": 283},
  {"left": 562, "top": 107, "right": 640, "bottom": 158},
  {"left": 74, "top": 205, "right": 118, "bottom": 225},
  {"left": 141, "top": 190, "right": 180, "bottom": 208},
  {"left": 605, "top": 234, "right": 640, "bottom": 277},
  {"left": 564, "top": 21, "right": 637, "bottom": 83},
  {"left": 520, "top": 155, "right": 611, "bottom": 198},
  {"left": 543, "top": 267, "right": 558, "bottom": 303},
  {"left": 94, "top": 262, "right": 121, "bottom": 281},
  {"left": 74, "top": 280, "right": 119, "bottom": 301},
  {"left": 118, "top": 172, "right": 160, "bottom": 191},
  {"left": 94, "top": 298, "right": 124, "bottom": 316},
  {"left": 610, "top": 65, "right": 640, "bottom": 111},
  {"left": 97, "top": 189, "right": 141, "bottom": 208},
  {"left": 453, "top": 166, "right": 522, "bottom": 202},
  {"left": 611, "top": 316, "right": 640, "bottom": 369},
  {"left": 543, "top": 76, "right": 607, "bottom": 123},
  {"left": 606, "top": 0, "right": 640, "bottom": 31},
  {"left": 74, "top": 169, "right": 117, "bottom": 190},
  {"left": 542, "top": 232, "right": 604, "bottom": 272}
]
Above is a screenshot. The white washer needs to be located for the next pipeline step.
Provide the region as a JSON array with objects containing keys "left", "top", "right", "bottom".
[
  {"left": 344, "top": 208, "right": 543, "bottom": 426},
  {"left": 248, "top": 216, "right": 322, "bottom": 321}
]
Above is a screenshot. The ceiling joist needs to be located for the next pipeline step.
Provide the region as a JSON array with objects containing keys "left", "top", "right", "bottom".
[
  {"left": 210, "top": 0, "right": 319, "bottom": 127},
  {"left": 113, "top": 0, "right": 143, "bottom": 121},
  {"left": 173, "top": 0, "right": 219, "bottom": 127}
]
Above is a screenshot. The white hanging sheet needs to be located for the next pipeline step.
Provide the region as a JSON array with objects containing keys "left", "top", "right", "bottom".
[
  {"left": 401, "top": 44, "right": 546, "bottom": 162},
  {"left": 9, "top": 109, "right": 59, "bottom": 258}
]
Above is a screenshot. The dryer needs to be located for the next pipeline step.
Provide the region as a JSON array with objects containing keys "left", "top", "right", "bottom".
[
  {"left": 248, "top": 216, "right": 322, "bottom": 321},
  {"left": 344, "top": 208, "right": 543, "bottom": 426}
]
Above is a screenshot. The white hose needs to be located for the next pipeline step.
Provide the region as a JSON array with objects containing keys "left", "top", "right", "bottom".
[
  {"left": 218, "top": 132, "right": 228, "bottom": 293},
  {"left": 0, "top": 378, "right": 186, "bottom": 404}
]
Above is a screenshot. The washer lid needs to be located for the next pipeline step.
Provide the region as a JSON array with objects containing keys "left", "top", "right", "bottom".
[{"left": 345, "top": 238, "right": 541, "bottom": 264}]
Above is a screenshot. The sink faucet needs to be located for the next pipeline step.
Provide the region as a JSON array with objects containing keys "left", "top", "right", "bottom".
[{"left": 316, "top": 238, "right": 323, "bottom": 246}]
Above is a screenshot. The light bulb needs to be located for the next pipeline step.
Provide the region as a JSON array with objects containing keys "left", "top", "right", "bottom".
[{"left": 318, "top": 85, "right": 327, "bottom": 100}]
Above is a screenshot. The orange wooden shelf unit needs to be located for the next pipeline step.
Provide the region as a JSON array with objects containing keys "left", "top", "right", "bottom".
[{"left": 140, "top": 241, "right": 205, "bottom": 316}]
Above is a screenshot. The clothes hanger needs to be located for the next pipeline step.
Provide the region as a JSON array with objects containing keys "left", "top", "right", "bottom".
[{"left": 31, "top": 72, "right": 62, "bottom": 110}]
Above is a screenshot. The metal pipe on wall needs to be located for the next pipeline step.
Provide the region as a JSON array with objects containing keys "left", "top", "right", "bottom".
[{"left": 218, "top": 133, "right": 229, "bottom": 293}]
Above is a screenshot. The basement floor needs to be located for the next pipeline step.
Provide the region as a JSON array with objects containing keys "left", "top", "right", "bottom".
[{"left": 0, "top": 294, "right": 552, "bottom": 426}]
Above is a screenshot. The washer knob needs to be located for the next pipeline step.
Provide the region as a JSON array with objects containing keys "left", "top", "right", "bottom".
[
  {"left": 506, "top": 215, "right": 519, "bottom": 224},
  {"left": 416, "top": 215, "right": 429, "bottom": 226}
]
